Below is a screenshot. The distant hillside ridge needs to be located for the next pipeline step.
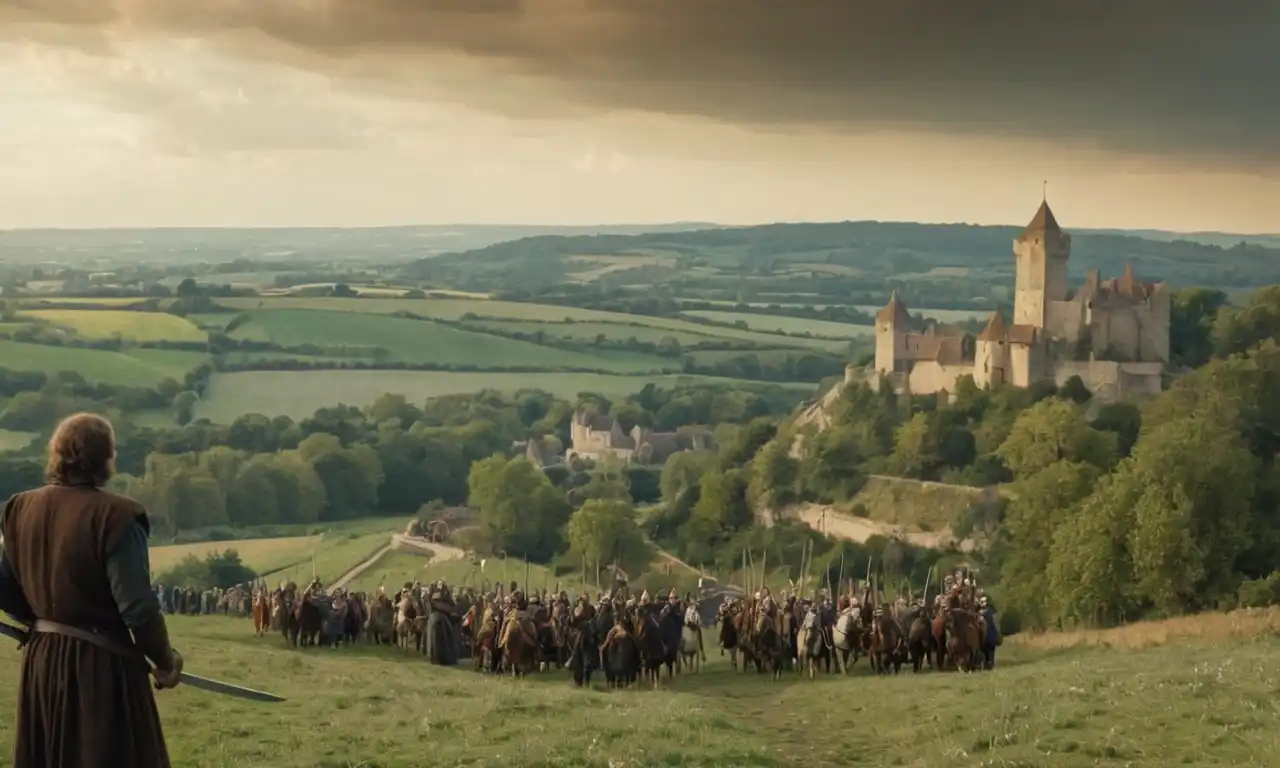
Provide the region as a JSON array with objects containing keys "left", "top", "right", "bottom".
[{"left": 408, "top": 219, "right": 1280, "bottom": 292}]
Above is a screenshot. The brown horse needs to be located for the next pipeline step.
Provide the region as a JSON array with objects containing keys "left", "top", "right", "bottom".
[
  {"left": 946, "top": 610, "right": 982, "bottom": 673},
  {"left": 869, "top": 610, "right": 906, "bottom": 675},
  {"left": 252, "top": 591, "right": 271, "bottom": 637},
  {"left": 632, "top": 608, "right": 667, "bottom": 688},
  {"left": 931, "top": 609, "right": 950, "bottom": 670},
  {"left": 499, "top": 612, "right": 538, "bottom": 677},
  {"left": 716, "top": 601, "right": 741, "bottom": 670}
]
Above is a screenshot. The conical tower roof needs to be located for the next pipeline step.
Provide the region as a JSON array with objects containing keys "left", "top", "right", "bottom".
[
  {"left": 977, "top": 306, "right": 1008, "bottom": 341},
  {"left": 875, "top": 290, "right": 911, "bottom": 325},
  {"left": 1018, "top": 200, "right": 1062, "bottom": 240}
]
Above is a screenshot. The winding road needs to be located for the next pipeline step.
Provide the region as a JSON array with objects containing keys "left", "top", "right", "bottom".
[{"left": 331, "top": 534, "right": 468, "bottom": 590}]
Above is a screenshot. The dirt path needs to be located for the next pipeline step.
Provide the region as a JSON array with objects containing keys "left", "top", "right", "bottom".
[{"left": 331, "top": 534, "right": 467, "bottom": 590}]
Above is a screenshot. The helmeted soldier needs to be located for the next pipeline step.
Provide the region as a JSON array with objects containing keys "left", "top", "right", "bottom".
[{"left": 639, "top": 589, "right": 651, "bottom": 606}]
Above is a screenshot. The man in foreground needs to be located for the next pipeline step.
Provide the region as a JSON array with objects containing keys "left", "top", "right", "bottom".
[{"left": 0, "top": 412, "right": 183, "bottom": 768}]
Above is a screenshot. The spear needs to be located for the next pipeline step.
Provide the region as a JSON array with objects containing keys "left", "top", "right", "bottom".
[
  {"left": 524, "top": 554, "right": 530, "bottom": 595},
  {"left": 922, "top": 564, "right": 932, "bottom": 607},
  {"left": 760, "top": 548, "right": 768, "bottom": 594},
  {"left": 836, "top": 549, "right": 846, "bottom": 603}
]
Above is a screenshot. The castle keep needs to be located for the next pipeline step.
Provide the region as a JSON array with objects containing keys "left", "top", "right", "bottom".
[{"left": 872, "top": 201, "right": 1169, "bottom": 401}]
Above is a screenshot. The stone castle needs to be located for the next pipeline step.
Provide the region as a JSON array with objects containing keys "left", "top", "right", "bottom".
[
  {"left": 871, "top": 200, "right": 1169, "bottom": 401},
  {"left": 568, "top": 410, "right": 713, "bottom": 465}
]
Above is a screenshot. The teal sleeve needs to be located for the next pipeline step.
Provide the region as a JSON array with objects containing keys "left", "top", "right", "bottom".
[{"left": 105, "top": 521, "right": 162, "bottom": 629}]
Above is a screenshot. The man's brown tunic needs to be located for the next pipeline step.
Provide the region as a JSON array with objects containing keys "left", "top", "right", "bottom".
[{"left": 2, "top": 485, "right": 171, "bottom": 768}]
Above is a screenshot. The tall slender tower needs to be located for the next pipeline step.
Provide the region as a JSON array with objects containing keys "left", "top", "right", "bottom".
[
  {"left": 874, "top": 290, "right": 910, "bottom": 375},
  {"left": 1012, "top": 200, "right": 1070, "bottom": 329}
]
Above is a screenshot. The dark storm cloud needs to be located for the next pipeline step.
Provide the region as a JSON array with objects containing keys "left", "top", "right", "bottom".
[{"left": 5, "top": 1, "right": 1278, "bottom": 165}]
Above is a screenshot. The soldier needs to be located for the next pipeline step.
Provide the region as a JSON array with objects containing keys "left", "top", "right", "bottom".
[
  {"left": 638, "top": 589, "right": 651, "bottom": 607},
  {"left": 979, "top": 596, "right": 999, "bottom": 669},
  {"left": 0, "top": 412, "right": 180, "bottom": 767}
]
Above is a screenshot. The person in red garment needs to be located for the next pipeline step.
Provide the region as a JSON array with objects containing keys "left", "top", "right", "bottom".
[{"left": 0, "top": 413, "right": 183, "bottom": 768}]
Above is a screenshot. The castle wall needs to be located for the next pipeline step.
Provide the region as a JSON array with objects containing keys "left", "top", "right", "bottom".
[
  {"left": 1009, "top": 344, "right": 1034, "bottom": 387},
  {"left": 907, "top": 361, "right": 972, "bottom": 395},
  {"left": 1046, "top": 298, "right": 1086, "bottom": 346},
  {"left": 1052, "top": 360, "right": 1163, "bottom": 402},
  {"left": 973, "top": 340, "right": 1006, "bottom": 389}
]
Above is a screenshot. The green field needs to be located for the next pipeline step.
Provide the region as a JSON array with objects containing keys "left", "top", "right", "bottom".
[
  {"left": 854, "top": 305, "right": 992, "bottom": 324},
  {"left": 346, "top": 550, "right": 558, "bottom": 595},
  {"left": 14, "top": 297, "right": 149, "bottom": 307},
  {"left": 0, "top": 429, "right": 35, "bottom": 453},
  {"left": 21, "top": 309, "right": 207, "bottom": 342},
  {"left": 152, "top": 517, "right": 408, "bottom": 583},
  {"left": 1, "top": 611, "right": 1276, "bottom": 767},
  {"left": 194, "top": 370, "right": 814, "bottom": 422},
  {"left": 0, "top": 341, "right": 207, "bottom": 387},
  {"left": 185, "top": 314, "right": 238, "bottom": 331},
  {"left": 226, "top": 309, "right": 674, "bottom": 372},
  {"left": 215, "top": 298, "right": 849, "bottom": 352},
  {"left": 463, "top": 319, "right": 748, "bottom": 347},
  {"left": 682, "top": 310, "right": 876, "bottom": 339}
]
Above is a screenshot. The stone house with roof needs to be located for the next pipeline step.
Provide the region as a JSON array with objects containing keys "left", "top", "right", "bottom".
[{"left": 568, "top": 410, "right": 714, "bottom": 465}]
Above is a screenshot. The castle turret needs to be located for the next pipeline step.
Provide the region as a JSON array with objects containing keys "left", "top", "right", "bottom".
[
  {"left": 974, "top": 306, "right": 1009, "bottom": 388},
  {"left": 874, "top": 291, "right": 911, "bottom": 375},
  {"left": 1013, "top": 200, "right": 1071, "bottom": 329}
]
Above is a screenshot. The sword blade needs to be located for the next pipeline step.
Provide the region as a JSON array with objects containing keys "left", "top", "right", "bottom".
[
  {"left": 177, "top": 672, "right": 287, "bottom": 703},
  {"left": 3, "top": 621, "right": 285, "bottom": 703}
]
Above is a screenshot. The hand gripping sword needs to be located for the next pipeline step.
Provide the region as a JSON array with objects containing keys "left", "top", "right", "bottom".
[{"left": 0, "top": 621, "right": 285, "bottom": 703}]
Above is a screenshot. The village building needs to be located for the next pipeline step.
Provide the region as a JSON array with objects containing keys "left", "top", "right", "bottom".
[{"left": 568, "top": 410, "right": 713, "bottom": 465}]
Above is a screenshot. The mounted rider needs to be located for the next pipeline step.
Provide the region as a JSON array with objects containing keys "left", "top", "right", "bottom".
[{"left": 755, "top": 586, "right": 780, "bottom": 635}]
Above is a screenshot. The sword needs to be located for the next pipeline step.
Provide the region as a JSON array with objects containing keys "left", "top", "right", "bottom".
[{"left": 0, "top": 621, "right": 285, "bottom": 703}]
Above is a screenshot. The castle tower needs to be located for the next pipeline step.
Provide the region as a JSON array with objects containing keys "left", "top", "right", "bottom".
[
  {"left": 1013, "top": 200, "right": 1071, "bottom": 329},
  {"left": 874, "top": 290, "right": 911, "bottom": 375},
  {"left": 974, "top": 306, "right": 1009, "bottom": 388}
]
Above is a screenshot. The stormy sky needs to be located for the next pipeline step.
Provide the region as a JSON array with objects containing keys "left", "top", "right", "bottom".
[{"left": 0, "top": 1, "right": 1276, "bottom": 231}]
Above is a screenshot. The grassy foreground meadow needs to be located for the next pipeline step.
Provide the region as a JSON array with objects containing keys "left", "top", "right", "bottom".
[{"left": 3, "top": 611, "right": 1279, "bottom": 767}]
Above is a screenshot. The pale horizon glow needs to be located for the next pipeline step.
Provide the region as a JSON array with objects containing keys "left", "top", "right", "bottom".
[{"left": 1, "top": 26, "right": 1276, "bottom": 235}]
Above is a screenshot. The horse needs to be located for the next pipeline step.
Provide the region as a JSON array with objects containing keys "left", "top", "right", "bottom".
[
  {"left": 716, "top": 600, "right": 741, "bottom": 671},
  {"left": 795, "top": 607, "right": 831, "bottom": 679},
  {"left": 831, "top": 608, "right": 864, "bottom": 674},
  {"left": 752, "top": 608, "right": 787, "bottom": 681},
  {"left": 295, "top": 596, "right": 323, "bottom": 648},
  {"left": 946, "top": 609, "right": 982, "bottom": 673},
  {"left": 656, "top": 603, "right": 684, "bottom": 678},
  {"left": 931, "top": 607, "right": 950, "bottom": 671},
  {"left": 869, "top": 610, "right": 906, "bottom": 675},
  {"left": 907, "top": 607, "right": 934, "bottom": 673},
  {"left": 678, "top": 603, "right": 706, "bottom": 674},
  {"left": 565, "top": 601, "right": 600, "bottom": 688},
  {"left": 365, "top": 594, "right": 395, "bottom": 645},
  {"left": 499, "top": 610, "right": 538, "bottom": 677},
  {"left": 395, "top": 592, "right": 422, "bottom": 652},
  {"left": 632, "top": 607, "right": 668, "bottom": 688},
  {"left": 600, "top": 614, "right": 640, "bottom": 689},
  {"left": 252, "top": 591, "right": 271, "bottom": 637}
]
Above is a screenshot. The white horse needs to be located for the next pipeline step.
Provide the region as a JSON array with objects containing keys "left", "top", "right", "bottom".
[
  {"left": 679, "top": 604, "right": 706, "bottom": 673},
  {"left": 830, "top": 609, "right": 863, "bottom": 674}
]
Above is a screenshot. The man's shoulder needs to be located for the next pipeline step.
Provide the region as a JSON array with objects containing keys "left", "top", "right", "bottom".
[{"left": 93, "top": 489, "right": 147, "bottom": 516}]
